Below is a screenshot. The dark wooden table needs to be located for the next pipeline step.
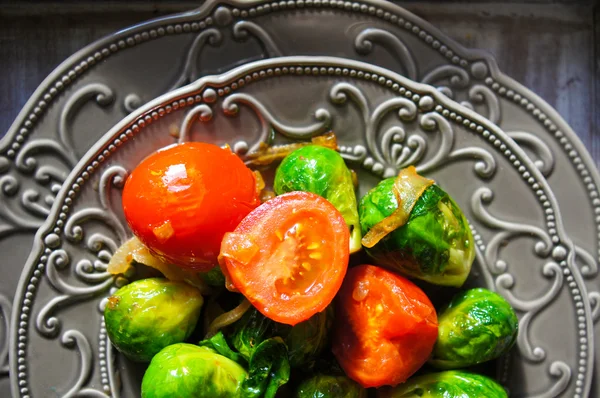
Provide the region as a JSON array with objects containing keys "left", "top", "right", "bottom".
[
  {"left": 1, "top": 0, "right": 598, "bottom": 163},
  {"left": 0, "top": 0, "right": 598, "bottom": 396}
]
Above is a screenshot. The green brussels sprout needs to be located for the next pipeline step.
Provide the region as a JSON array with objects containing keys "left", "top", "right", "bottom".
[
  {"left": 430, "top": 288, "right": 518, "bottom": 369},
  {"left": 141, "top": 343, "right": 247, "bottom": 398},
  {"left": 359, "top": 178, "right": 474, "bottom": 286},
  {"left": 311, "top": 351, "right": 346, "bottom": 377},
  {"left": 274, "top": 145, "right": 362, "bottom": 253},
  {"left": 378, "top": 371, "right": 507, "bottom": 398},
  {"left": 296, "top": 375, "right": 367, "bottom": 398},
  {"left": 199, "top": 266, "right": 226, "bottom": 287},
  {"left": 232, "top": 307, "right": 334, "bottom": 368},
  {"left": 104, "top": 278, "right": 203, "bottom": 362},
  {"left": 273, "top": 305, "right": 334, "bottom": 368}
]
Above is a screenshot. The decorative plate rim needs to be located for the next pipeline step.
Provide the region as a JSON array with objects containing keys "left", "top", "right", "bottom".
[
  {"left": 2, "top": 0, "right": 598, "bottom": 253},
  {"left": 10, "top": 55, "right": 594, "bottom": 398}
]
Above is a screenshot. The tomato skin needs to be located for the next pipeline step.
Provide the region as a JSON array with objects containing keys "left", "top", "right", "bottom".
[
  {"left": 122, "top": 142, "right": 259, "bottom": 271},
  {"left": 332, "top": 265, "right": 438, "bottom": 388},
  {"left": 220, "top": 191, "right": 350, "bottom": 326}
]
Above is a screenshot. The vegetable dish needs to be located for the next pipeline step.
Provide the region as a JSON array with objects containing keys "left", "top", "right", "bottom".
[{"left": 105, "top": 138, "right": 518, "bottom": 397}]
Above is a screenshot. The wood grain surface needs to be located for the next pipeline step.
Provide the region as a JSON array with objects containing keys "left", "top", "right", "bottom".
[{"left": 1, "top": 1, "right": 598, "bottom": 165}]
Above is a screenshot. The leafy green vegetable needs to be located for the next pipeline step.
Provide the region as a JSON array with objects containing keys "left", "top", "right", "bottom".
[
  {"left": 232, "top": 307, "right": 275, "bottom": 360},
  {"left": 377, "top": 370, "right": 507, "bottom": 398},
  {"left": 430, "top": 288, "right": 518, "bottom": 369},
  {"left": 296, "top": 375, "right": 367, "bottom": 398},
  {"left": 199, "top": 266, "right": 227, "bottom": 287},
  {"left": 201, "top": 323, "right": 292, "bottom": 397},
  {"left": 199, "top": 331, "right": 247, "bottom": 365},
  {"left": 242, "top": 337, "right": 291, "bottom": 398},
  {"left": 141, "top": 343, "right": 247, "bottom": 398},
  {"left": 310, "top": 351, "right": 346, "bottom": 377},
  {"left": 359, "top": 179, "right": 474, "bottom": 287},
  {"left": 232, "top": 307, "right": 334, "bottom": 368},
  {"left": 274, "top": 145, "right": 362, "bottom": 253},
  {"left": 104, "top": 278, "right": 203, "bottom": 362},
  {"left": 273, "top": 306, "right": 334, "bottom": 368}
]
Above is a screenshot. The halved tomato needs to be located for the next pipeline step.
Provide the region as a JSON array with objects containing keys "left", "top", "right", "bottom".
[
  {"left": 333, "top": 265, "right": 438, "bottom": 388},
  {"left": 219, "top": 191, "right": 350, "bottom": 325},
  {"left": 122, "top": 142, "right": 259, "bottom": 271}
]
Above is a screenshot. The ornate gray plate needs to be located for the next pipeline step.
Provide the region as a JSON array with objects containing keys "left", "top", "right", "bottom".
[
  {"left": 1, "top": 0, "right": 598, "bottom": 395},
  {"left": 10, "top": 56, "right": 593, "bottom": 397}
]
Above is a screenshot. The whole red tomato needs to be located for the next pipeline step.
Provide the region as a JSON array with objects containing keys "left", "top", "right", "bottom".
[
  {"left": 122, "top": 142, "right": 259, "bottom": 270},
  {"left": 333, "top": 265, "right": 438, "bottom": 388}
]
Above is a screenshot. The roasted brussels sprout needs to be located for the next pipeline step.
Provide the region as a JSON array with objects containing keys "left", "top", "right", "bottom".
[
  {"left": 199, "top": 265, "right": 227, "bottom": 287},
  {"left": 104, "top": 278, "right": 203, "bottom": 362},
  {"left": 430, "top": 288, "right": 518, "bottom": 368},
  {"left": 359, "top": 169, "right": 474, "bottom": 287},
  {"left": 274, "top": 145, "right": 362, "bottom": 253},
  {"left": 141, "top": 343, "right": 247, "bottom": 398},
  {"left": 377, "top": 371, "right": 507, "bottom": 398},
  {"left": 232, "top": 306, "right": 334, "bottom": 368},
  {"left": 296, "top": 375, "right": 367, "bottom": 398},
  {"left": 273, "top": 305, "right": 334, "bottom": 368}
]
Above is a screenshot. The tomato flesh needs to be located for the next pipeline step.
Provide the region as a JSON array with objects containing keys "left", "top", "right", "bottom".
[
  {"left": 220, "top": 191, "right": 350, "bottom": 325},
  {"left": 333, "top": 265, "right": 438, "bottom": 388},
  {"left": 122, "top": 142, "right": 259, "bottom": 270}
]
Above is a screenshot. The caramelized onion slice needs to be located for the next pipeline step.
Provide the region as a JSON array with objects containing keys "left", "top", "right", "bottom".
[
  {"left": 361, "top": 166, "right": 433, "bottom": 248},
  {"left": 204, "top": 298, "right": 252, "bottom": 339},
  {"left": 108, "top": 236, "right": 211, "bottom": 294},
  {"left": 244, "top": 132, "right": 338, "bottom": 167}
]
